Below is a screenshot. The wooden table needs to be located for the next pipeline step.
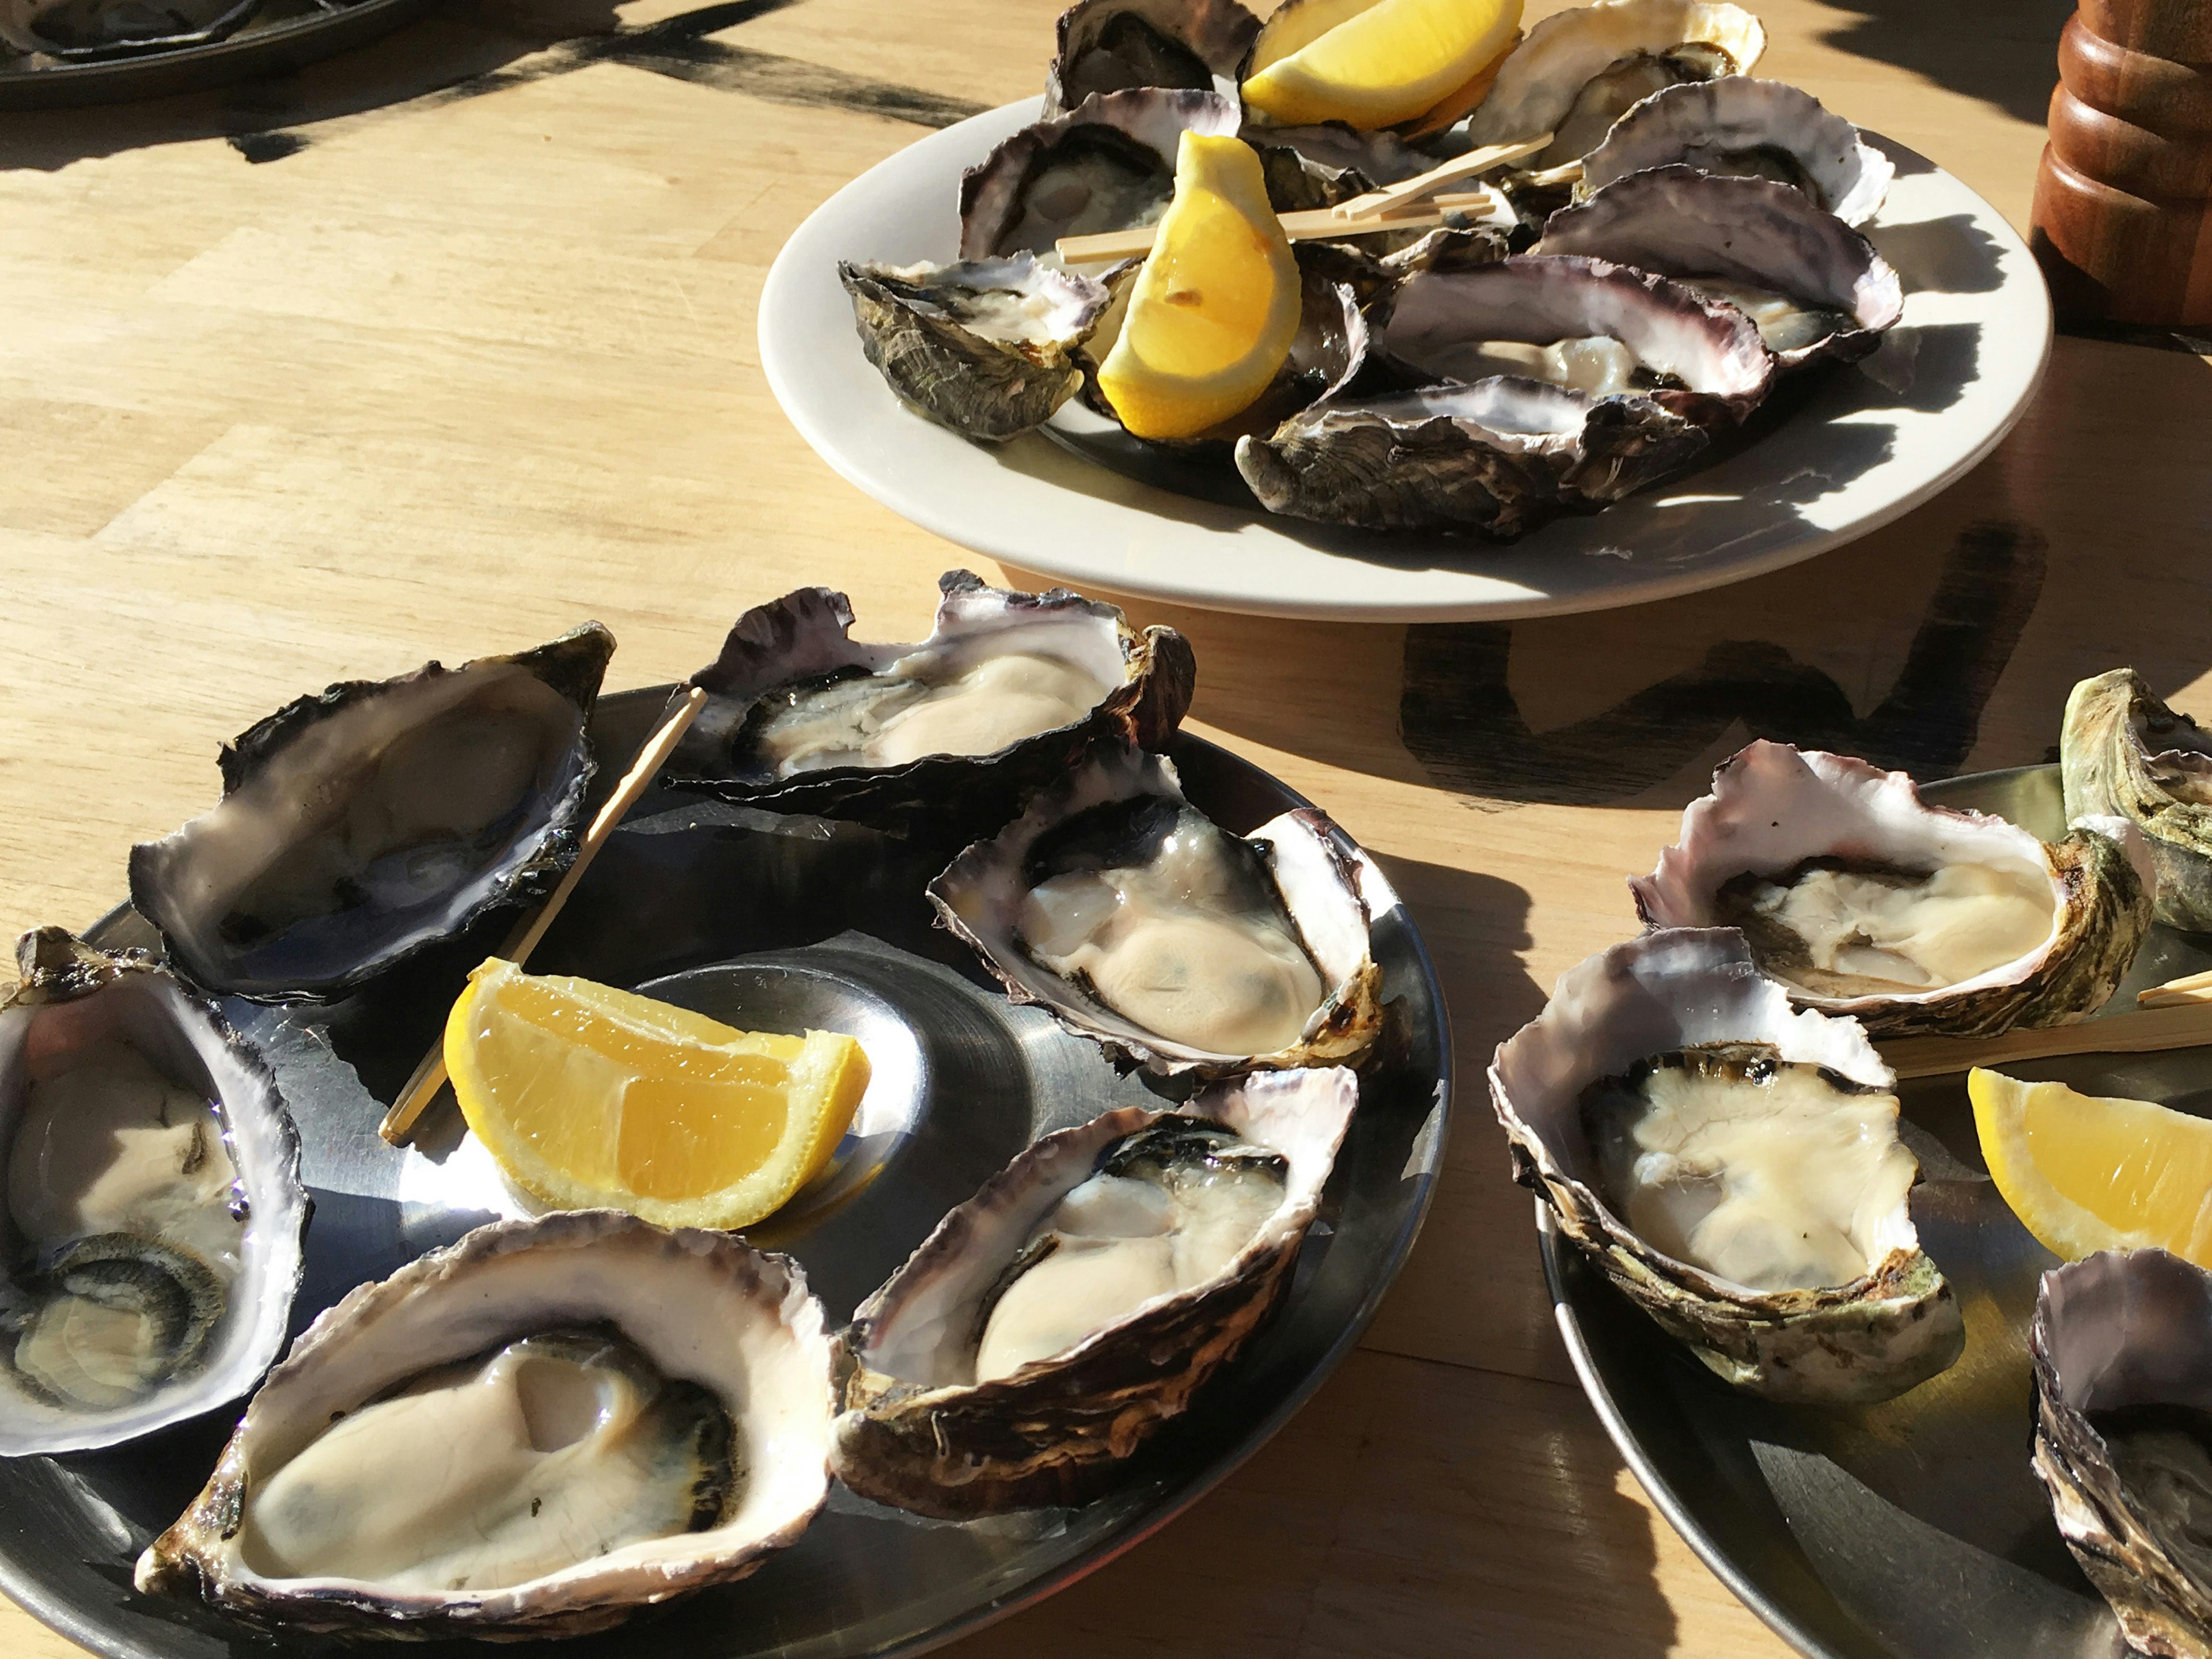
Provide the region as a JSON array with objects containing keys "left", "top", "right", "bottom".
[{"left": 2, "top": 1, "right": 2199, "bottom": 1654}]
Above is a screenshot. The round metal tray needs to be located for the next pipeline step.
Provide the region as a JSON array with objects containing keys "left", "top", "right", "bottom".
[
  {"left": 0, "top": 688, "right": 1451, "bottom": 1658},
  {"left": 1548, "top": 764, "right": 2198, "bottom": 1659}
]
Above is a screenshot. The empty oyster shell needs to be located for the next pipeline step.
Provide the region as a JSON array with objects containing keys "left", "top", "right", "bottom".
[
  {"left": 832, "top": 1067, "right": 1357, "bottom": 1516},
  {"left": 135, "top": 1211, "right": 834, "bottom": 1639},
  {"left": 1578, "top": 75, "right": 1895, "bottom": 227},
  {"left": 668, "top": 571, "right": 1194, "bottom": 840},
  {"left": 0, "top": 929, "right": 307, "bottom": 1455},
  {"left": 1492, "top": 927, "right": 1964, "bottom": 1402},
  {"left": 0, "top": 0, "right": 259, "bottom": 56},
  {"left": 2032, "top": 1249, "right": 2212, "bottom": 1659},
  {"left": 1534, "top": 166, "right": 1904, "bottom": 368},
  {"left": 2062, "top": 669, "right": 2212, "bottom": 934},
  {"left": 1631, "top": 740, "right": 2155, "bottom": 1039},
  {"left": 928, "top": 740, "right": 1381, "bottom": 1074},
  {"left": 130, "top": 624, "right": 612, "bottom": 1002},
  {"left": 1043, "top": 0, "right": 1261, "bottom": 116},
  {"left": 840, "top": 255, "right": 1112, "bottom": 442}
]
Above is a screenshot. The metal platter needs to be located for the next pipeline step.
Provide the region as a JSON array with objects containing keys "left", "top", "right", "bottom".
[
  {"left": 1547, "top": 764, "right": 2206, "bottom": 1659},
  {"left": 0, "top": 687, "right": 1450, "bottom": 1659}
]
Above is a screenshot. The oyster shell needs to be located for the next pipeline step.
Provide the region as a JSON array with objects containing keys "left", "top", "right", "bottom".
[
  {"left": 130, "top": 623, "right": 612, "bottom": 1002},
  {"left": 1246, "top": 121, "right": 1435, "bottom": 211},
  {"left": 1535, "top": 166, "right": 1904, "bottom": 368},
  {"left": 136, "top": 1211, "right": 834, "bottom": 1639},
  {"left": 668, "top": 571, "right": 1195, "bottom": 840},
  {"left": 2062, "top": 669, "right": 2212, "bottom": 934},
  {"left": 1578, "top": 75, "right": 1895, "bottom": 227},
  {"left": 929, "top": 740, "right": 1382, "bottom": 1075},
  {"left": 1043, "top": 0, "right": 1261, "bottom": 116},
  {"left": 1631, "top": 740, "right": 2156, "bottom": 1039},
  {"left": 2032, "top": 1249, "right": 2212, "bottom": 1659},
  {"left": 840, "top": 255, "right": 1112, "bottom": 442},
  {"left": 1491, "top": 926, "right": 1964, "bottom": 1402},
  {"left": 0, "top": 0, "right": 260, "bottom": 56},
  {"left": 0, "top": 929, "right": 306, "bottom": 1455},
  {"left": 832, "top": 1067, "right": 1357, "bottom": 1516}
]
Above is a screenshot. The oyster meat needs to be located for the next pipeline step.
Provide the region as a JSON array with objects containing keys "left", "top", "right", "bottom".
[
  {"left": 1043, "top": 0, "right": 1260, "bottom": 116},
  {"left": 1491, "top": 926, "right": 1963, "bottom": 1402},
  {"left": 833, "top": 1067, "right": 1357, "bottom": 1516},
  {"left": 2062, "top": 669, "right": 2212, "bottom": 933},
  {"left": 0, "top": 929, "right": 306, "bottom": 1455},
  {"left": 1632, "top": 741, "right": 2154, "bottom": 1039}
]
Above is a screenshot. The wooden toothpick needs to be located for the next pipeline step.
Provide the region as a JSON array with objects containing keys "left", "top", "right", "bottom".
[
  {"left": 1056, "top": 186, "right": 1510, "bottom": 263},
  {"left": 1877, "top": 1001, "right": 2212, "bottom": 1081}
]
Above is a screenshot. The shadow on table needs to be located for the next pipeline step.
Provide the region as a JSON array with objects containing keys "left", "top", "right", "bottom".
[{"left": 1800, "top": 0, "right": 2070, "bottom": 127}]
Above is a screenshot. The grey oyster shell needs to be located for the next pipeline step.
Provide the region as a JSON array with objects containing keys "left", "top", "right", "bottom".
[
  {"left": 129, "top": 624, "right": 612, "bottom": 1002},
  {"left": 840, "top": 255, "right": 1112, "bottom": 443},
  {"left": 0, "top": 929, "right": 308, "bottom": 1455},
  {"left": 2032, "top": 1249, "right": 2212, "bottom": 1659},
  {"left": 1490, "top": 927, "right": 1964, "bottom": 1403},
  {"left": 1043, "top": 0, "right": 1260, "bottom": 117},
  {"left": 667, "top": 571, "right": 1195, "bottom": 842},
  {"left": 1534, "top": 165, "right": 1904, "bottom": 368},
  {"left": 1631, "top": 740, "right": 2156, "bottom": 1039},
  {"left": 831, "top": 1068, "right": 1357, "bottom": 1516},
  {"left": 928, "top": 739, "right": 1382, "bottom": 1075},
  {"left": 1246, "top": 121, "right": 1434, "bottom": 211},
  {"left": 2062, "top": 669, "right": 2212, "bottom": 934},
  {"left": 135, "top": 1211, "right": 835, "bottom": 1639},
  {"left": 0, "top": 0, "right": 260, "bottom": 56},
  {"left": 959, "top": 88, "right": 1241, "bottom": 259},
  {"left": 1579, "top": 75, "right": 1895, "bottom": 228}
]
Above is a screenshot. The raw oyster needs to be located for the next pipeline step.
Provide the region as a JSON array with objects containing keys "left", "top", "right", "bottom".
[
  {"left": 130, "top": 623, "right": 612, "bottom": 1002},
  {"left": 833, "top": 1067, "right": 1357, "bottom": 1516},
  {"left": 0, "top": 929, "right": 306, "bottom": 1455},
  {"left": 137, "top": 1211, "right": 834, "bottom": 1639},
  {"left": 1043, "top": 0, "right": 1260, "bottom": 116},
  {"left": 668, "top": 571, "right": 1194, "bottom": 839},
  {"left": 2062, "top": 669, "right": 2212, "bottom": 934},
  {"left": 1578, "top": 76, "right": 1894, "bottom": 227},
  {"left": 840, "top": 255, "right": 1112, "bottom": 442},
  {"left": 1246, "top": 121, "right": 1434, "bottom": 211},
  {"left": 1491, "top": 927, "right": 1963, "bottom": 1402},
  {"left": 1535, "top": 166, "right": 1904, "bottom": 368},
  {"left": 2032, "top": 1249, "right": 2212, "bottom": 1659},
  {"left": 960, "top": 88, "right": 1241, "bottom": 259},
  {"left": 1631, "top": 740, "right": 2154, "bottom": 1039},
  {"left": 0, "top": 0, "right": 260, "bottom": 56},
  {"left": 929, "top": 740, "right": 1381, "bottom": 1074}
]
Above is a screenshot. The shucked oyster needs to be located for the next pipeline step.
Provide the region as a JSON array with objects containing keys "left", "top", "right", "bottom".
[
  {"left": 833, "top": 1067, "right": 1357, "bottom": 1515},
  {"left": 137, "top": 1211, "right": 834, "bottom": 1639},
  {"left": 2062, "top": 669, "right": 2212, "bottom": 934},
  {"left": 1042, "top": 0, "right": 1260, "bottom": 116},
  {"left": 1633, "top": 741, "right": 2154, "bottom": 1039},
  {"left": 130, "top": 624, "right": 612, "bottom": 1001},
  {"left": 1491, "top": 927, "right": 1963, "bottom": 1402},
  {"left": 929, "top": 740, "right": 1381, "bottom": 1074},
  {"left": 0, "top": 930, "right": 306, "bottom": 1455}
]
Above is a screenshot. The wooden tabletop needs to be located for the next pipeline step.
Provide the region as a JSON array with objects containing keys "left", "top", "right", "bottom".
[{"left": 2, "top": 1, "right": 2199, "bottom": 1654}]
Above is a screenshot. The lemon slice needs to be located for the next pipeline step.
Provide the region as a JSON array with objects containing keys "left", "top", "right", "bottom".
[
  {"left": 1243, "top": 0, "right": 1523, "bottom": 131},
  {"left": 1968, "top": 1067, "right": 2212, "bottom": 1264},
  {"left": 446, "top": 957, "right": 870, "bottom": 1230},
  {"left": 1094, "top": 131, "right": 1299, "bottom": 441}
]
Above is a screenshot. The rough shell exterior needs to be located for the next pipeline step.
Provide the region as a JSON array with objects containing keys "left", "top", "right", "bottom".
[
  {"left": 1043, "top": 0, "right": 1260, "bottom": 116},
  {"left": 2062, "top": 669, "right": 2212, "bottom": 934}
]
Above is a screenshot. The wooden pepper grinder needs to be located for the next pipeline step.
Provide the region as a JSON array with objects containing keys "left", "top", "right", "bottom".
[{"left": 2031, "top": 0, "right": 2212, "bottom": 325}]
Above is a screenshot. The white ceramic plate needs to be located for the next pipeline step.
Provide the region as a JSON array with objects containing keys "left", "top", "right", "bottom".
[{"left": 759, "top": 98, "right": 2051, "bottom": 623}]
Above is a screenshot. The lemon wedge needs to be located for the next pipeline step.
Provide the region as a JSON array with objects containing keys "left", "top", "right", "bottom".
[
  {"left": 446, "top": 957, "right": 870, "bottom": 1230},
  {"left": 1243, "top": 0, "right": 1523, "bottom": 131},
  {"left": 1968, "top": 1066, "right": 2212, "bottom": 1265},
  {"left": 1094, "top": 131, "right": 1299, "bottom": 441}
]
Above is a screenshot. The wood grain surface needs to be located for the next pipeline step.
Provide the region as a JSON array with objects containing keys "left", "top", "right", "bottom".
[{"left": 1, "top": 1, "right": 2200, "bottom": 1655}]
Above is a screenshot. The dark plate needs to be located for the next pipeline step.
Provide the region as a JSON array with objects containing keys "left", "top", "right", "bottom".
[
  {"left": 0, "top": 687, "right": 1450, "bottom": 1658},
  {"left": 1546, "top": 764, "right": 2205, "bottom": 1659}
]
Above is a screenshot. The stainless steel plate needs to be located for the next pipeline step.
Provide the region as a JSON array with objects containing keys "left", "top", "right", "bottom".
[
  {"left": 1547, "top": 764, "right": 2200, "bottom": 1659},
  {"left": 0, "top": 688, "right": 1450, "bottom": 1658}
]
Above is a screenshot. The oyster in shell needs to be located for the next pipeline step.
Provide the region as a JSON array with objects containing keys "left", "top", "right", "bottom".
[
  {"left": 1043, "top": 0, "right": 1260, "bottom": 116},
  {"left": 1578, "top": 75, "right": 1895, "bottom": 227},
  {"left": 0, "top": 929, "right": 306, "bottom": 1455},
  {"left": 841, "top": 255, "right": 1112, "bottom": 442},
  {"left": 2032, "top": 1249, "right": 2212, "bottom": 1659},
  {"left": 130, "top": 624, "right": 612, "bottom": 1002},
  {"left": 1631, "top": 740, "right": 2155, "bottom": 1039},
  {"left": 1491, "top": 926, "right": 1963, "bottom": 1402},
  {"left": 929, "top": 740, "right": 1381, "bottom": 1074},
  {"left": 2062, "top": 669, "right": 2212, "bottom": 933},
  {"left": 1246, "top": 121, "right": 1435, "bottom": 211},
  {"left": 669, "top": 571, "right": 1194, "bottom": 839},
  {"left": 136, "top": 1211, "right": 834, "bottom": 1639},
  {"left": 832, "top": 1067, "right": 1357, "bottom": 1516}
]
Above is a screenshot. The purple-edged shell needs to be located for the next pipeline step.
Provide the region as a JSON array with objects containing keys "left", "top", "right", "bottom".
[{"left": 1043, "top": 0, "right": 1261, "bottom": 117}]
